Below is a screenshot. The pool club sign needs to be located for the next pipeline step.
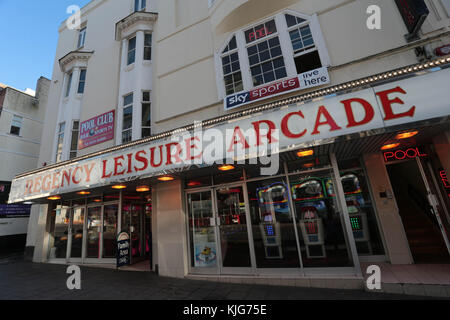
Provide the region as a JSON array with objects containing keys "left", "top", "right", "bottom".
[
  {"left": 225, "top": 67, "right": 330, "bottom": 111},
  {"left": 78, "top": 110, "right": 115, "bottom": 150}
]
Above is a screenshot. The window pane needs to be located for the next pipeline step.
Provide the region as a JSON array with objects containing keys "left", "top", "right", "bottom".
[
  {"left": 49, "top": 206, "right": 70, "bottom": 259},
  {"left": 103, "top": 205, "right": 118, "bottom": 258},
  {"left": 65, "top": 73, "right": 73, "bottom": 97},
  {"left": 285, "top": 14, "right": 297, "bottom": 27},
  {"left": 123, "top": 106, "right": 133, "bottom": 130},
  {"left": 142, "top": 128, "right": 151, "bottom": 138},
  {"left": 229, "top": 36, "right": 237, "bottom": 50},
  {"left": 142, "top": 103, "right": 151, "bottom": 127},
  {"left": 122, "top": 130, "right": 132, "bottom": 143},
  {"left": 144, "top": 34, "right": 152, "bottom": 46},
  {"left": 290, "top": 170, "right": 353, "bottom": 267},
  {"left": 87, "top": 207, "right": 102, "bottom": 258},
  {"left": 144, "top": 47, "right": 152, "bottom": 60},
  {"left": 70, "top": 208, "right": 84, "bottom": 258},
  {"left": 77, "top": 81, "right": 85, "bottom": 94},
  {"left": 10, "top": 126, "right": 20, "bottom": 135},
  {"left": 124, "top": 93, "right": 133, "bottom": 106}
]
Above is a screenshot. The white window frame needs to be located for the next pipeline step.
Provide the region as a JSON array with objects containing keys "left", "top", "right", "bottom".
[
  {"left": 122, "top": 93, "right": 133, "bottom": 144},
  {"left": 141, "top": 91, "right": 151, "bottom": 138},
  {"left": 77, "top": 69, "right": 87, "bottom": 94},
  {"left": 144, "top": 33, "right": 152, "bottom": 61},
  {"left": 56, "top": 122, "right": 66, "bottom": 163},
  {"left": 77, "top": 27, "right": 87, "bottom": 49},
  {"left": 127, "top": 37, "right": 137, "bottom": 66},
  {"left": 10, "top": 115, "right": 23, "bottom": 136},
  {"left": 65, "top": 72, "right": 73, "bottom": 98},
  {"left": 70, "top": 120, "right": 80, "bottom": 160},
  {"left": 214, "top": 10, "right": 331, "bottom": 101},
  {"left": 134, "top": 0, "right": 146, "bottom": 12}
]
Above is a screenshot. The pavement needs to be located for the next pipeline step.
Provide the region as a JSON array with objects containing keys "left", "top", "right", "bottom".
[{"left": 0, "top": 255, "right": 444, "bottom": 300}]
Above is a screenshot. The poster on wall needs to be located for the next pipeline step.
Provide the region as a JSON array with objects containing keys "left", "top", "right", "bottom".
[
  {"left": 78, "top": 110, "right": 115, "bottom": 150},
  {"left": 194, "top": 242, "right": 217, "bottom": 267}
]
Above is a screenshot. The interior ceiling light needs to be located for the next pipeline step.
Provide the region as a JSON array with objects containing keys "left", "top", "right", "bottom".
[
  {"left": 158, "top": 176, "right": 174, "bottom": 181},
  {"left": 112, "top": 184, "right": 127, "bottom": 190},
  {"left": 395, "top": 131, "right": 418, "bottom": 140},
  {"left": 218, "top": 165, "right": 235, "bottom": 171},
  {"left": 187, "top": 181, "right": 202, "bottom": 187},
  {"left": 136, "top": 185, "right": 151, "bottom": 192},
  {"left": 48, "top": 195, "right": 61, "bottom": 200},
  {"left": 381, "top": 143, "right": 400, "bottom": 150},
  {"left": 77, "top": 191, "right": 90, "bottom": 195},
  {"left": 297, "top": 149, "right": 314, "bottom": 157}
]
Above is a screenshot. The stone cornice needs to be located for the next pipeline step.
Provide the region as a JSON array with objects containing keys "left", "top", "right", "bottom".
[
  {"left": 59, "top": 51, "right": 94, "bottom": 73},
  {"left": 115, "top": 11, "right": 158, "bottom": 40}
]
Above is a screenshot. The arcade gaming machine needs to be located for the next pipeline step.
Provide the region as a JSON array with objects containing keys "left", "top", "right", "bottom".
[
  {"left": 256, "top": 182, "right": 289, "bottom": 259},
  {"left": 325, "top": 173, "right": 372, "bottom": 254},
  {"left": 291, "top": 179, "right": 326, "bottom": 258}
]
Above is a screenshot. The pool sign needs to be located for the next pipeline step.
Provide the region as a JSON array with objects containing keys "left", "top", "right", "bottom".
[
  {"left": 116, "top": 231, "right": 130, "bottom": 268},
  {"left": 78, "top": 110, "right": 115, "bottom": 150},
  {"left": 225, "top": 67, "right": 330, "bottom": 111}
]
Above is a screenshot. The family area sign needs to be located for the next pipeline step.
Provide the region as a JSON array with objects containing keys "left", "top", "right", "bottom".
[{"left": 8, "top": 68, "right": 450, "bottom": 203}]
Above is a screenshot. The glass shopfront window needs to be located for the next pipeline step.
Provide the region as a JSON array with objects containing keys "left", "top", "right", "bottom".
[
  {"left": 185, "top": 152, "right": 385, "bottom": 274},
  {"left": 290, "top": 169, "right": 352, "bottom": 267},
  {"left": 335, "top": 158, "right": 385, "bottom": 256},
  {"left": 187, "top": 191, "right": 217, "bottom": 269},
  {"left": 103, "top": 204, "right": 118, "bottom": 258},
  {"left": 247, "top": 178, "right": 300, "bottom": 268},
  {"left": 87, "top": 206, "right": 102, "bottom": 258},
  {"left": 49, "top": 205, "right": 70, "bottom": 259},
  {"left": 70, "top": 207, "right": 85, "bottom": 258}
]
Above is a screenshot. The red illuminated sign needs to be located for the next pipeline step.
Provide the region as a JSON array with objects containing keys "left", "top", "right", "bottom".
[
  {"left": 247, "top": 26, "right": 272, "bottom": 42},
  {"left": 439, "top": 169, "right": 450, "bottom": 198},
  {"left": 383, "top": 146, "right": 427, "bottom": 162}
]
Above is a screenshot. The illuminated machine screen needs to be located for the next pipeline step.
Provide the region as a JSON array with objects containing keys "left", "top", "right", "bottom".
[
  {"left": 350, "top": 216, "right": 363, "bottom": 231},
  {"left": 264, "top": 224, "right": 275, "bottom": 237}
]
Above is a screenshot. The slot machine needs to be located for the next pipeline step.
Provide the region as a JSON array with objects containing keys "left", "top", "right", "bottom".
[
  {"left": 291, "top": 179, "right": 326, "bottom": 258},
  {"left": 325, "top": 173, "right": 372, "bottom": 253},
  {"left": 256, "top": 182, "right": 288, "bottom": 259}
]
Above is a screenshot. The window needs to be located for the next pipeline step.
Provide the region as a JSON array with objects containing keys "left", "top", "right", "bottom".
[
  {"left": 65, "top": 72, "right": 73, "bottom": 97},
  {"left": 247, "top": 35, "right": 286, "bottom": 86},
  {"left": 127, "top": 37, "right": 136, "bottom": 65},
  {"left": 70, "top": 121, "right": 79, "bottom": 159},
  {"left": 142, "top": 91, "right": 151, "bottom": 138},
  {"left": 122, "top": 93, "right": 133, "bottom": 143},
  {"left": 144, "top": 34, "right": 152, "bottom": 61},
  {"left": 218, "top": 12, "right": 328, "bottom": 100},
  {"left": 10, "top": 115, "right": 22, "bottom": 136},
  {"left": 77, "top": 69, "right": 87, "bottom": 94},
  {"left": 77, "top": 27, "right": 87, "bottom": 48},
  {"left": 221, "top": 36, "right": 243, "bottom": 95},
  {"left": 285, "top": 14, "right": 322, "bottom": 74},
  {"left": 134, "top": 0, "right": 146, "bottom": 12},
  {"left": 56, "top": 122, "right": 65, "bottom": 163}
]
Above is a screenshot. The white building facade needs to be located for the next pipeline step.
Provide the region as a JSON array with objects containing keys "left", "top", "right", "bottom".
[
  {"left": 11, "top": 0, "right": 450, "bottom": 289},
  {"left": 0, "top": 77, "right": 49, "bottom": 254}
]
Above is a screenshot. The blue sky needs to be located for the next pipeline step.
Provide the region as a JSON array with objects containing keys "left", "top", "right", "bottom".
[{"left": 0, "top": 0, "right": 92, "bottom": 91}]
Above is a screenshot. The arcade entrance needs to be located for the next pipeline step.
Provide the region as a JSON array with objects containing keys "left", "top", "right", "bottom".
[{"left": 387, "top": 157, "right": 450, "bottom": 263}]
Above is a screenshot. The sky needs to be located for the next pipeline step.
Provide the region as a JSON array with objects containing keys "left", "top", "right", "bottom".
[{"left": 0, "top": 0, "right": 92, "bottom": 91}]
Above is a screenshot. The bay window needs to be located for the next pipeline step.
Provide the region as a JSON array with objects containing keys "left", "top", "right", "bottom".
[{"left": 217, "top": 11, "right": 330, "bottom": 103}]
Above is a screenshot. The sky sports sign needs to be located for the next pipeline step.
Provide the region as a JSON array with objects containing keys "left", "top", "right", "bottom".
[{"left": 225, "top": 67, "right": 330, "bottom": 111}]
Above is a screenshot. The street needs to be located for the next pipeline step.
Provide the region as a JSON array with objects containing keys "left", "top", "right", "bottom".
[{"left": 0, "top": 256, "right": 437, "bottom": 300}]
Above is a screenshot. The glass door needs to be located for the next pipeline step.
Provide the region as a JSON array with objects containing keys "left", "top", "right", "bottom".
[
  {"left": 187, "top": 190, "right": 219, "bottom": 274},
  {"left": 417, "top": 157, "right": 450, "bottom": 256},
  {"left": 122, "top": 202, "right": 145, "bottom": 264},
  {"left": 86, "top": 206, "right": 102, "bottom": 259},
  {"left": 214, "top": 185, "right": 253, "bottom": 273},
  {"left": 70, "top": 207, "right": 85, "bottom": 259}
]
